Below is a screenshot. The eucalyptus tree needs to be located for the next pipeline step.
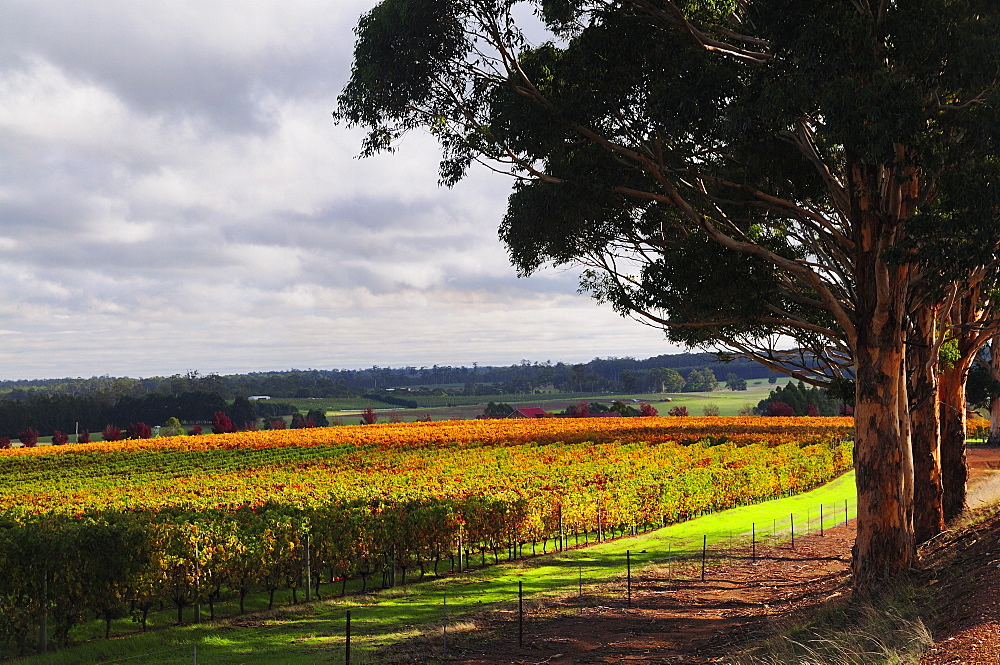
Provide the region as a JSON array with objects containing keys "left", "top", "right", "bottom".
[
  {"left": 336, "top": 0, "right": 1000, "bottom": 591},
  {"left": 904, "top": 156, "right": 1000, "bottom": 537}
]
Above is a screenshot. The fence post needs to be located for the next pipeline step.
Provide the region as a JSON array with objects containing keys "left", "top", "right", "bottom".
[
  {"left": 345, "top": 610, "right": 352, "bottom": 665},
  {"left": 790, "top": 514, "right": 795, "bottom": 549},
  {"left": 443, "top": 594, "right": 447, "bottom": 657},
  {"left": 518, "top": 580, "right": 524, "bottom": 648},
  {"left": 844, "top": 499, "right": 849, "bottom": 527},
  {"left": 558, "top": 503, "right": 564, "bottom": 552},
  {"left": 701, "top": 535, "right": 707, "bottom": 581},
  {"left": 752, "top": 523, "right": 756, "bottom": 561},
  {"left": 626, "top": 550, "right": 632, "bottom": 608},
  {"left": 597, "top": 500, "right": 603, "bottom": 542},
  {"left": 193, "top": 644, "right": 197, "bottom": 665},
  {"left": 820, "top": 504, "right": 824, "bottom": 536},
  {"left": 667, "top": 542, "right": 672, "bottom": 580},
  {"left": 194, "top": 541, "right": 201, "bottom": 624},
  {"left": 306, "top": 533, "right": 312, "bottom": 602},
  {"left": 38, "top": 568, "right": 47, "bottom": 653}
]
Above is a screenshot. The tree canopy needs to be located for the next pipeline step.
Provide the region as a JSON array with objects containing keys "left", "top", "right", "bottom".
[{"left": 337, "top": 0, "right": 1000, "bottom": 592}]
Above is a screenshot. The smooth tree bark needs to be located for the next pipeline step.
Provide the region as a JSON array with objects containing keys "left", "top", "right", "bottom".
[
  {"left": 989, "top": 336, "right": 1000, "bottom": 446},
  {"left": 939, "top": 364, "right": 969, "bottom": 521},
  {"left": 908, "top": 305, "right": 944, "bottom": 544},
  {"left": 848, "top": 170, "right": 915, "bottom": 588},
  {"left": 940, "top": 289, "right": 998, "bottom": 521},
  {"left": 940, "top": 299, "right": 972, "bottom": 522}
]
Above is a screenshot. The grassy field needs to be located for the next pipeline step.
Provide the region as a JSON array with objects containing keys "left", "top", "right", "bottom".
[
  {"left": 16, "top": 469, "right": 856, "bottom": 665},
  {"left": 287, "top": 378, "right": 794, "bottom": 423},
  {"left": 3, "top": 379, "right": 792, "bottom": 444}
]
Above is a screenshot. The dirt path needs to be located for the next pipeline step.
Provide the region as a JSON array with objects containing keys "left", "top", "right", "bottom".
[
  {"left": 452, "top": 526, "right": 855, "bottom": 664},
  {"left": 379, "top": 448, "right": 1000, "bottom": 664}
]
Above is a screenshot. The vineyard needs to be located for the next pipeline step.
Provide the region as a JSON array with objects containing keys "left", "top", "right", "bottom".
[{"left": 0, "top": 417, "right": 853, "bottom": 655}]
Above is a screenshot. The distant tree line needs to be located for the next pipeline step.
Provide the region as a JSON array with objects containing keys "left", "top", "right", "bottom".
[
  {"left": 0, "top": 392, "right": 297, "bottom": 438},
  {"left": 482, "top": 400, "right": 660, "bottom": 418},
  {"left": 0, "top": 353, "right": 781, "bottom": 401},
  {"left": 0, "top": 353, "right": 788, "bottom": 435},
  {"left": 756, "top": 382, "right": 841, "bottom": 417},
  {"left": 362, "top": 392, "right": 420, "bottom": 409}
]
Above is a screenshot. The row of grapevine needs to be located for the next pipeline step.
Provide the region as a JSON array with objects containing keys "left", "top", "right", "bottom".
[
  {"left": 0, "top": 416, "right": 856, "bottom": 460},
  {"left": 0, "top": 417, "right": 855, "bottom": 515},
  {"left": 0, "top": 426, "right": 852, "bottom": 656}
]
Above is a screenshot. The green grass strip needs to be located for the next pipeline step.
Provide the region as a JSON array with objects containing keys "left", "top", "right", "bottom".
[{"left": 19, "top": 471, "right": 857, "bottom": 665}]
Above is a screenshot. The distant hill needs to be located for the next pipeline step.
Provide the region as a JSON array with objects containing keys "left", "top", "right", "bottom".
[{"left": 0, "top": 353, "right": 783, "bottom": 401}]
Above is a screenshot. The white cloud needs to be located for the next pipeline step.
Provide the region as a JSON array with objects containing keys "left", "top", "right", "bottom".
[{"left": 0, "top": 0, "right": 682, "bottom": 380}]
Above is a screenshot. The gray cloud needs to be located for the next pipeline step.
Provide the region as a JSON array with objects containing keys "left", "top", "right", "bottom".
[
  {"left": 0, "top": 1, "right": 359, "bottom": 133},
  {"left": 0, "top": 0, "right": 678, "bottom": 380}
]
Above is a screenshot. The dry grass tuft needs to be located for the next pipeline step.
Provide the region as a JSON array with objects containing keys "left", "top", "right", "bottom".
[{"left": 731, "top": 583, "right": 932, "bottom": 665}]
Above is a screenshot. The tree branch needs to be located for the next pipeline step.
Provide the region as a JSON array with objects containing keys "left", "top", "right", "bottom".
[{"left": 625, "top": 0, "right": 772, "bottom": 64}]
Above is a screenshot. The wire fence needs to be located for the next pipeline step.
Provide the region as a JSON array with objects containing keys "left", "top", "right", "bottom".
[
  {"left": 30, "top": 498, "right": 853, "bottom": 665},
  {"left": 337, "top": 498, "right": 851, "bottom": 665}
]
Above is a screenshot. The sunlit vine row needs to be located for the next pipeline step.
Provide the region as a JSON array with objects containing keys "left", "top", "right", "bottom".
[
  {"left": 0, "top": 417, "right": 854, "bottom": 515},
  {"left": 0, "top": 417, "right": 853, "bottom": 651},
  {"left": 0, "top": 416, "right": 855, "bottom": 459}
]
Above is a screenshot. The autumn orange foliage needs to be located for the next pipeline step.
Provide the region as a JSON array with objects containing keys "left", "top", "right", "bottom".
[
  {"left": 0, "top": 416, "right": 855, "bottom": 458},
  {"left": 0, "top": 417, "right": 855, "bottom": 647},
  {"left": 0, "top": 417, "right": 854, "bottom": 516}
]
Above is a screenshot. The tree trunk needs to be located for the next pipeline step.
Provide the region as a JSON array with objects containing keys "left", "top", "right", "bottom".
[
  {"left": 851, "top": 212, "right": 915, "bottom": 592},
  {"left": 940, "top": 366, "right": 969, "bottom": 521},
  {"left": 908, "top": 306, "right": 944, "bottom": 544},
  {"left": 940, "top": 288, "right": 994, "bottom": 520},
  {"left": 989, "top": 336, "right": 1000, "bottom": 446},
  {"left": 991, "top": 392, "right": 1000, "bottom": 446}
]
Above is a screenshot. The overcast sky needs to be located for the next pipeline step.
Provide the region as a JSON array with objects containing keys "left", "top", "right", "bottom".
[{"left": 0, "top": 0, "right": 681, "bottom": 381}]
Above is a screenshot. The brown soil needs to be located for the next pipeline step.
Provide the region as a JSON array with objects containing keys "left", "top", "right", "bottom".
[
  {"left": 453, "top": 528, "right": 855, "bottom": 664},
  {"left": 918, "top": 446, "right": 1000, "bottom": 665},
  {"left": 918, "top": 514, "right": 1000, "bottom": 665},
  {"left": 378, "top": 448, "right": 1000, "bottom": 664}
]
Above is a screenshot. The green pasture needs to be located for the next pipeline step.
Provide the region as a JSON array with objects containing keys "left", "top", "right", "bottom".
[
  {"left": 17, "top": 469, "right": 856, "bottom": 665},
  {"left": 293, "top": 379, "right": 792, "bottom": 422}
]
